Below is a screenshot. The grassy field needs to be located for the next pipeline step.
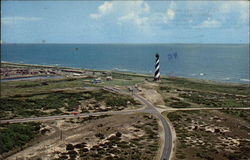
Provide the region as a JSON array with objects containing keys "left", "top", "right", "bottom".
[
  {"left": 1, "top": 74, "right": 145, "bottom": 98},
  {"left": 1, "top": 64, "right": 144, "bottom": 120},
  {"left": 1, "top": 63, "right": 250, "bottom": 160},
  {"left": 0, "top": 89, "right": 140, "bottom": 120},
  {"left": 160, "top": 77, "right": 250, "bottom": 96},
  {"left": 0, "top": 64, "right": 147, "bottom": 158},
  {"left": 5, "top": 113, "right": 160, "bottom": 160},
  {"left": 158, "top": 76, "right": 249, "bottom": 160},
  {"left": 55, "top": 114, "right": 159, "bottom": 160},
  {"left": 1, "top": 78, "right": 89, "bottom": 98},
  {"left": 158, "top": 77, "right": 250, "bottom": 108},
  {"left": 163, "top": 110, "right": 250, "bottom": 160}
]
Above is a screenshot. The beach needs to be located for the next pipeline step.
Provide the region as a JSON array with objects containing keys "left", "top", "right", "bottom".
[
  {"left": 1, "top": 62, "right": 250, "bottom": 160},
  {"left": 2, "top": 43, "right": 249, "bottom": 84}
]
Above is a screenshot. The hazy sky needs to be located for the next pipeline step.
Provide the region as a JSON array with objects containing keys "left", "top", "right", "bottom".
[{"left": 1, "top": 1, "right": 249, "bottom": 43}]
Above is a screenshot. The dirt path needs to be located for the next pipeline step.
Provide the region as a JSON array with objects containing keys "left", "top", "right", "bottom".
[
  {"left": 4, "top": 84, "right": 248, "bottom": 160},
  {"left": 7, "top": 114, "right": 160, "bottom": 160}
]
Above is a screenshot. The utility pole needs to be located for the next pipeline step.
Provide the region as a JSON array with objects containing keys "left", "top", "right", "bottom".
[{"left": 60, "top": 130, "right": 62, "bottom": 140}]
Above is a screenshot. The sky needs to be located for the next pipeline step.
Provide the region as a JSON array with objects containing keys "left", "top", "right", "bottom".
[{"left": 1, "top": 0, "right": 249, "bottom": 44}]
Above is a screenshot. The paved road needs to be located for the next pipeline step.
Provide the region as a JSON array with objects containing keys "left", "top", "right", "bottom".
[
  {"left": 2, "top": 87, "right": 248, "bottom": 159},
  {"left": 0, "top": 87, "right": 173, "bottom": 160},
  {"left": 134, "top": 94, "right": 172, "bottom": 160},
  {"left": 104, "top": 87, "right": 172, "bottom": 160}
]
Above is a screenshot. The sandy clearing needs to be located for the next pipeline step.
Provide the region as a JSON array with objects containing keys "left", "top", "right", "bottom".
[
  {"left": 140, "top": 88, "right": 165, "bottom": 105},
  {"left": 6, "top": 113, "right": 160, "bottom": 160}
]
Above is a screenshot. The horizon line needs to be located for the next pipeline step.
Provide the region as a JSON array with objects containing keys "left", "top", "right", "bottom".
[{"left": 1, "top": 42, "right": 249, "bottom": 45}]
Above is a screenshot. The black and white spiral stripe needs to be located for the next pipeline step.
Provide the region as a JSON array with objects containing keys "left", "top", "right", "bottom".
[{"left": 154, "top": 53, "right": 160, "bottom": 80}]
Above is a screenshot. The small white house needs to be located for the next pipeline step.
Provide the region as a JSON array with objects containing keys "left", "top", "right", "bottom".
[{"left": 106, "top": 76, "right": 113, "bottom": 81}]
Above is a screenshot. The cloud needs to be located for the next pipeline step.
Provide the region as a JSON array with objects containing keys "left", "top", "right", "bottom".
[
  {"left": 89, "top": 1, "right": 113, "bottom": 19},
  {"left": 99, "top": 1, "right": 113, "bottom": 13},
  {"left": 89, "top": 1, "right": 179, "bottom": 36},
  {"left": 119, "top": 2, "right": 176, "bottom": 26},
  {"left": 235, "top": 1, "right": 249, "bottom": 23},
  {"left": 90, "top": 1, "right": 155, "bottom": 34},
  {"left": 193, "top": 18, "right": 221, "bottom": 29},
  {"left": 90, "top": 1, "right": 248, "bottom": 32},
  {"left": 1, "top": 16, "right": 42, "bottom": 24},
  {"left": 176, "top": 1, "right": 249, "bottom": 29},
  {"left": 118, "top": 12, "right": 149, "bottom": 26},
  {"left": 89, "top": 13, "right": 102, "bottom": 19},
  {"left": 117, "top": 1, "right": 151, "bottom": 26},
  {"left": 218, "top": 1, "right": 249, "bottom": 23},
  {"left": 166, "top": 9, "right": 175, "bottom": 20},
  {"left": 220, "top": 1, "right": 248, "bottom": 13},
  {"left": 90, "top": 1, "right": 176, "bottom": 25}
]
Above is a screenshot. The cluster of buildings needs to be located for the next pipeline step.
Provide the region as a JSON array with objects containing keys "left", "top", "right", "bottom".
[
  {"left": 0, "top": 65, "right": 113, "bottom": 83},
  {"left": 0, "top": 68, "right": 57, "bottom": 79},
  {"left": 91, "top": 76, "right": 112, "bottom": 84}
]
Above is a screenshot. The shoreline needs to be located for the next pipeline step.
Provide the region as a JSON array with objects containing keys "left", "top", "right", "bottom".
[
  {"left": 2, "top": 43, "right": 249, "bottom": 45},
  {"left": 1, "top": 63, "right": 249, "bottom": 160},
  {"left": 1, "top": 61, "right": 249, "bottom": 86}
]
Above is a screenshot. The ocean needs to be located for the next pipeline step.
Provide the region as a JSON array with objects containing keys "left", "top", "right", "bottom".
[{"left": 1, "top": 44, "right": 249, "bottom": 84}]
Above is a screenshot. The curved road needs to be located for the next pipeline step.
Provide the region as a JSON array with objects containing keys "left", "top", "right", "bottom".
[
  {"left": 0, "top": 87, "right": 173, "bottom": 160},
  {"left": 134, "top": 94, "right": 172, "bottom": 160},
  {"left": 103, "top": 87, "right": 173, "bottom": 160},
  {"left": 2, "top": 87, "right": 249, "bottom": 159}
]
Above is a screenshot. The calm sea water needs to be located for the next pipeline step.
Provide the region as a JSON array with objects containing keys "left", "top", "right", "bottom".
[{"left": 1, "top": 44, "right": 249, "bottom": 84}]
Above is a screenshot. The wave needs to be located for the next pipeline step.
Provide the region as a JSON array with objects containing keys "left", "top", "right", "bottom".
[
  {"left": 190, "top": 73, "right": 207, "bottom": 76},
  {"left": 190, "top": 73, "right": 206, "bottom": 76},
  {"left": 240, "top": 79, "right": 250, "bottom": 82},
  {"left": 50, "top": 64, "right": 61, "bottom": 66},
  {"left": 222, "top": 77, "right": 231, "bottom": 81},
  {"left": 112, "top": 68, "right": 131, "bottom": 72}
]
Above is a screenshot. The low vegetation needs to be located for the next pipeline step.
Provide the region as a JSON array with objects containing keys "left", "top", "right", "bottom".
[
  {"left": 2, "top": 63, "right": 249, "bottom": 160},
  {"left": 161, "top": 77, "right": 250, "bottom": 95},
  {"left": 0, "top": 122, "right": 41, "bottom": 154},
  {"left": 54, "top": 114, "right": 159, "bottom": 160},
  {"left": 165, "top": 110, "right": 250, "bottom": 160},
  {"left": 221, "top": 110, "right": 250, "bottom": 123},
  {"left": 178, "top": 90, "right": 249, "bottom": 108},
  {"left": 159, "top": 83, "right": 250, "bottom": 108},
  {"left": 4, "top": 114, "right": 160, "bottom": 160},
  {"left": 0, "top": 89, "right": 139, "bottom": 119}
]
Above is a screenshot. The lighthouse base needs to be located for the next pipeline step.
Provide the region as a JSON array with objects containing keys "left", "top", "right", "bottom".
[{"left": 153, "top": 78, "right": 161, "bottom": 82}]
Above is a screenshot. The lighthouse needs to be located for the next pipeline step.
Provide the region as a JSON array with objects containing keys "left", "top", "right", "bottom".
[{"left": 154, "top": 53, "right": 160, "bottom": 81}]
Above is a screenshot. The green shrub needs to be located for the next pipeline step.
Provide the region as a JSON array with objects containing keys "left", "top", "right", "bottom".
[
  {"left": 168, "top": 113, "right": 182, "bottom": 121},
  {"left": 0, "top": 122, "right": 40, "bottom": 154},
  {"left": 169, "top": 101, "right": 191, "bottom": 108},
  {"left": 74, "top": 143, "right": 86, "bottom": 149},
  {"left": 116, "top": 132, "right": 122, "bottom": 137},
  {"left": 66, "top": 144, "right": 74, "bottom": 150},
  {"left": 95, "top": 133, "right": 105, "bottom": 139}
]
